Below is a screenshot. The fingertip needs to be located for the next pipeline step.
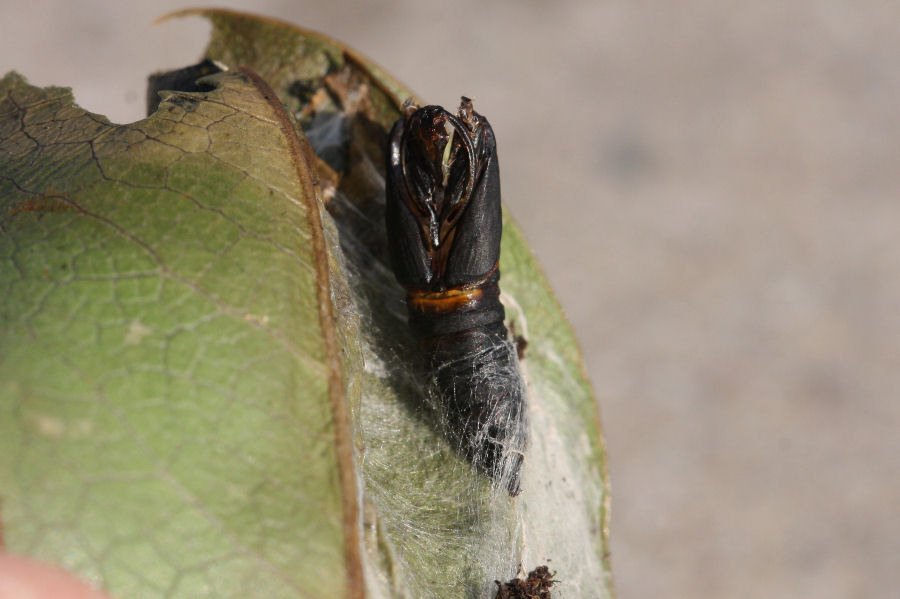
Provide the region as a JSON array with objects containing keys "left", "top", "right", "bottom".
[{"left": 0, "top": 553, "right": 112, "bottom": 599}]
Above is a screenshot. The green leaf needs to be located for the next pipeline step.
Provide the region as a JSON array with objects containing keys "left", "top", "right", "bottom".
[
  {"left": 1, "top": 10, "right": 613, "bottom": 599},
  {"left": 0, "top": 66, "right": 355, "bottom": 598}
]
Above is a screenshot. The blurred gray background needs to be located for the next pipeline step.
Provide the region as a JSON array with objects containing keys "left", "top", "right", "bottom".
[{"left": 2, "top": 1, "right": 897, "bottom": 598}]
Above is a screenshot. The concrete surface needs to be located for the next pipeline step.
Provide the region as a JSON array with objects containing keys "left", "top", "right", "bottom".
[{"left": 2, "top": 1, "right": 897, "bottom": 598}]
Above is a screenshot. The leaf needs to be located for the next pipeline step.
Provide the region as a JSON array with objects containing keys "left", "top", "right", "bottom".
[
  {"left": 0, "top": 67, "right": 355, "bottom": 598},
  {"left": 0, "top": 10, "right": 613, "bottom": 599}
]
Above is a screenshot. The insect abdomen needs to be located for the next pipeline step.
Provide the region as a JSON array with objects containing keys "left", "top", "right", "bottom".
[{"left": 410, "top": 281, "right": 526, "bottom": 495}]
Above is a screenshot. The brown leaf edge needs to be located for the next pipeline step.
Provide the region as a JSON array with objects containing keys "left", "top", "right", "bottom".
[{"left": 236, "top": 66, "right": 363, "bottom": 599}]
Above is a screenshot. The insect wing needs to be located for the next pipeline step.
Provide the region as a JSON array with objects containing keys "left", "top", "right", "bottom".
[
  {"left": 386, "top": 118, "right": 434, "bottom": 288},
  {"left": 444, "top": 120, "right": 502, "bottom": 287}
]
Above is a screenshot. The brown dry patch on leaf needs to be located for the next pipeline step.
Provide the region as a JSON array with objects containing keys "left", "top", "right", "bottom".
[{"left": 6, "top": 193, "right": 81, "bottom": 217}]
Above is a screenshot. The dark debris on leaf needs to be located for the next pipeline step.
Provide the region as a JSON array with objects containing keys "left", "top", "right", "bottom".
[{"left": 494, "top": 565, "right": 557, "bottom": 599}]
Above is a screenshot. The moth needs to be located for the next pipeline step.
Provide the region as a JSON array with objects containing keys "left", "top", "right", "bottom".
[{"left": 385, "top": 97, "right": 527, "bottom": 495}]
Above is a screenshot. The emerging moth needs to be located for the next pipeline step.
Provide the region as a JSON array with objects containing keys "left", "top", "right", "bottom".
[{"left": 385, "top": 97, "right": 527, "bottom": 495}]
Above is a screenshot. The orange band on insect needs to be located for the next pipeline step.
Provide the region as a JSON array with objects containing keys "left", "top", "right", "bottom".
[{"left": 407, "top": 287, "right": 484, "bottom": 314}]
